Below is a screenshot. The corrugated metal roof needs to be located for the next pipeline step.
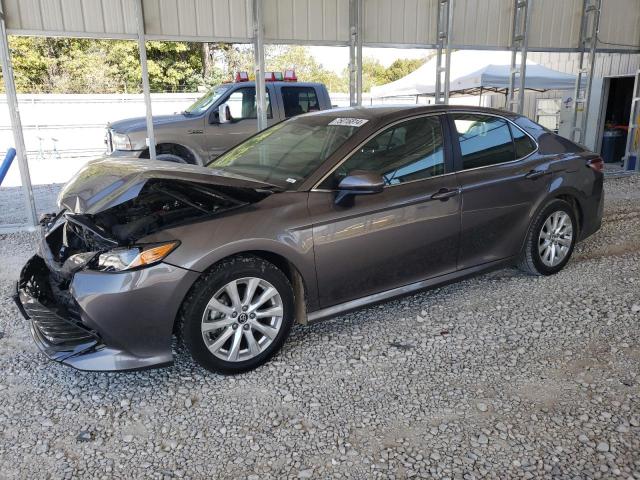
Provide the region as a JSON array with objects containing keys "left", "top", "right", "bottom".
[
  {"left": 3, "top": 0, "right": 640, "bottom": 52},
  {"left": 363, "top": 0, "right": 438, "bottom": 46},
  {"left": 263, "top": 0, "right": 350, "bottom": 44},
  {"left": 597, "top": 0, "right": 640, "bottom": 51},
  {"left": 451, "top": 0, "right": 512, "bottom": 48},
  {"left": 4, "top": 0, "right": 138, "bottom": 38}
]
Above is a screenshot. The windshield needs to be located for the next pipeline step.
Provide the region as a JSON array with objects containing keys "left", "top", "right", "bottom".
[
  {"left": 184, "top": 84, "right": 232, "bottom": 115},
  {"left": 207, "top": 116, "right": 363, "bottom": 189}
]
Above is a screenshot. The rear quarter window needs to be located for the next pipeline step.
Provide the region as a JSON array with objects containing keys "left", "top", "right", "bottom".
[{"left": 510, "top": 123, "right": 537, "bottom": 158}]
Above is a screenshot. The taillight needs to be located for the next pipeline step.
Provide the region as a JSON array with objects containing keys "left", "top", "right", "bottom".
[{"left": 587, "top": 157, "right": 604, "bottom": 173}]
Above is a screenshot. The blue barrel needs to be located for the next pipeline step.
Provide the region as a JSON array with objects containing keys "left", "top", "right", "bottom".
[{"left": 0, "top": 148, "right": 16, "bottom": 186}]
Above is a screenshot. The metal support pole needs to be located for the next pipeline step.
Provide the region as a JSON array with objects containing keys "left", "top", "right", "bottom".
[
  {"left": 348, "top": 0, "right": 357, "bottom": 106},
  {"left": 435, "top": 0, "right": 453, "bottom": 104},
  {"left": 571, "top": 0, "right": 601, "bottom": 144},
  {"left": 622, "top": 69, "right": 639, "bottom": 170},
  {"left": 508, "top": 0, "right": 532, "bottom": 114},
  {"left": 253, "top": 0, "right": 267, "bottom": 131},
  {"left": 134, "top": 0, "right": 156, "bottom": 160},
  {"left": 0, "top": 2, "right": 37, "bottom": 226},
  {"left": 356, "top": 0, "right": 363, "bottom": 106}
]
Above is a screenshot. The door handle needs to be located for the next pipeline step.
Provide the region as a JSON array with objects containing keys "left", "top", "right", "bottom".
[
  {"left": 525, "top": 169, "right": 550, "bottom": 180},
  {"left": 431, "top": 188, "right": 460, "bottom": 201}
]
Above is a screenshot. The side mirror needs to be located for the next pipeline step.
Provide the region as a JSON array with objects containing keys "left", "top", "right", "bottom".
[
  {"left": 218, "top": 103, "right": 231, "bottom": 124},
  {"left": 335, "top": 171, "right": 384, "bottom": 204}
]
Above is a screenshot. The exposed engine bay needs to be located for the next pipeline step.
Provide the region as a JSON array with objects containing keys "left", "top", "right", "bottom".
[{"left": 42, "top": 179, "right": 268, "bottom": 277}]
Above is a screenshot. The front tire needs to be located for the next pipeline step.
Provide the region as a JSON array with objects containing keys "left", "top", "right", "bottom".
[
  {"left": 180, "top": 256, "right": 294, "bottom": 374},
  {"left": 156, "top": 153, "right": 187, "bottom": 163},
  {"left": 518, "top": 199, "right": 577, "bottom": 276}
]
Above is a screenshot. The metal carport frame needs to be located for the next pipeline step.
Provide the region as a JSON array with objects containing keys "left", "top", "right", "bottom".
[{"left": 1, "top": 0, "right": 639, "bottom": 228}]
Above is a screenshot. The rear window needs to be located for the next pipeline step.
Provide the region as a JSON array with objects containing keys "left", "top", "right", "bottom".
[
  {"left": 282, "top": 87, "right": 320, "bottom": 118},
  {"left": 453, "top": 114, "right": 514, "bottom": 169}
]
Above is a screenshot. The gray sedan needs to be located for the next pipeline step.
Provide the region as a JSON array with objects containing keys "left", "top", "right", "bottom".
[{"left": 15, "top": 105, "right": 604, "bottom": 374}]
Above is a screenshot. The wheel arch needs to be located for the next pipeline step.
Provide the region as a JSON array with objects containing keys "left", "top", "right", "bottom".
[
  {"left": 518, "top": 187, "right": 585, "bottom": 256},
  {"left": 174, "top": 248, "right": 312, "bottom": 334},
  {"left": 553, "top": 192, "right": 584, "bottom": 237},
  {"left": 140, "top": 142, "right": 202, "bottom": 165}
]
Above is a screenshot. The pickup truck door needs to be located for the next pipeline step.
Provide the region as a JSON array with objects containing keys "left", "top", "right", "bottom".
[{"left": 203, "top": 85, "right": 278, "bottom": 161}]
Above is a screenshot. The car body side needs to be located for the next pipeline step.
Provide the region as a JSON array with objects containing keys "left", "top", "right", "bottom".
[
  {"left": 142, "top": 106, "right": 603, "bottom": 322},
  {"left": 18, "top": 105, "right": 603, "bottom": 371}
]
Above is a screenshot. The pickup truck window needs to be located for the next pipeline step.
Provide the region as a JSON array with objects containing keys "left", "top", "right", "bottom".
[
  {"left": 282, "top": 87, "right": 319, "bottom": 118},
  {"left": 184, "top": 85, "right": 231, "bottom": 115},
  {"left": 226, "top": 88, "right": 272, "bottom": 120}
]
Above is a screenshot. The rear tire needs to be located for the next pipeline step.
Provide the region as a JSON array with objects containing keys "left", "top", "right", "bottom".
[
  {"left": 518, "top": 199, "right": 577, "bottom": 276},
  {"left": 179, "top": 255, "right": 294, "bottom": 374}
]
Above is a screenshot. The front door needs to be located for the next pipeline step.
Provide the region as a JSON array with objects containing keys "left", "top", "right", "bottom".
[
  {"left": 449, "top": 113, "right": 552, "bottom": 269},
  {"left": 309, "top": 114, "right": 461, "bottom": 308},
  {"left": 204, "top": 86, "right": 274, "bottom": 160}
]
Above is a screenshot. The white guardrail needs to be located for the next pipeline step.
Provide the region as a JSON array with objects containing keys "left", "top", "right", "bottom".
[{"left": 0, "top": 92, "right": 427, "bottom": 187}]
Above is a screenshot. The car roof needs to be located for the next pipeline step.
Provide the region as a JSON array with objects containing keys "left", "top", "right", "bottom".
[{"left": 305, "top": 104, "right": 521, "bottom": 121}]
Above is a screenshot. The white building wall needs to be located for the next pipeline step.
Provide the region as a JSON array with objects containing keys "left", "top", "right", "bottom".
[{"left": 490, "top": 52, "right": 640, "bottom": 120}]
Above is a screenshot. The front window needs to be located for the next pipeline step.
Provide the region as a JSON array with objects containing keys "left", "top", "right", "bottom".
[
  {"left": 321, "top": 115, "right": 445, "bottom": 189},
  {"left": 208, "top": 116, "right": 362, "bottom": 189},
  {"left": 184, "top": 85, "right": 232, "bottom": 115},
  {"left": 226, "top": 88, "right": 272, "bottom": 120}
]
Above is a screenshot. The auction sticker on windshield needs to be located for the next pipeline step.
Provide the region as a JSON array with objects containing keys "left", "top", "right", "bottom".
[{"left": 328, "top": 118, "right": 369, "bottom": 127}]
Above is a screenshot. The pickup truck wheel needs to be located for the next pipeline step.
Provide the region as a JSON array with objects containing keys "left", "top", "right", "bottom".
[
  {"left": 156, "top": 153, "right": 187, "bottom": 163},
  {"left": 179, "top": 255, "right": 294, "bottom": 375}
]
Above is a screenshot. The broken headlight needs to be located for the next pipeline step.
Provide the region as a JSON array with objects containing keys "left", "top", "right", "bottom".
[{"left": 96, "top": 242, "right": 179, "bottom": 272}]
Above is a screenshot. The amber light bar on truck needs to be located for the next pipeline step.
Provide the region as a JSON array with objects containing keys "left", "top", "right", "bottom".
[{"left": 234, "top": 70, "right": 297, "bottom": 82}]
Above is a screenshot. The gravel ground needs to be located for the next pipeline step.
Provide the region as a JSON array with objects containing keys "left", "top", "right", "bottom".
[
  {"left": 0, "top": 184, "right": 62, "bottom": 226},
  {"left": 0, "top": 175, "right": 639, "bottom": 479}
]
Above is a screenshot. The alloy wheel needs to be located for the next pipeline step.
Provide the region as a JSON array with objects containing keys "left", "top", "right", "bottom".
[
  {"left": 538, "top": 211, "right": 573, "bottom": 267},
  {"left": 201, "top": 277, "right": 284, "bottom": 362}
]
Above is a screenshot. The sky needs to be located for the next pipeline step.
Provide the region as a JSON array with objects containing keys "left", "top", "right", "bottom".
[{"left": 308, "top": 46, "right": 432, "bottom": 73}]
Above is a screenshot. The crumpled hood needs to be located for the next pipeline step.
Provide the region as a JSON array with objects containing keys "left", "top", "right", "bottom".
[
  {"left": 108, "top": 114, "right": 189, "bottom": 133},
  {"left": 58, "top": 157, "right": 275, "bottom": 214}
]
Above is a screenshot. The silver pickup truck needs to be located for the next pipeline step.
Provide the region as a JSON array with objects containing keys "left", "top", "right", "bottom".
[{"left": 105, "top": 79, "right": 332, "bottom": 164}]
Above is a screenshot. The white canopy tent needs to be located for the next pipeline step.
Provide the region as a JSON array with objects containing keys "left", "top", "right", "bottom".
[{"left": 371, "top": 51, "right": 581, "bottom": 99}]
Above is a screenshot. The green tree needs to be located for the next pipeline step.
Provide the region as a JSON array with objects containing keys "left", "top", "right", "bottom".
[
  {"left": 359, "top": 57, "right": 387, "bottom": 92},
  {"left": 382, "top": 57, "right": 427, "bottom": 83},
  {"left": 2, "top": 38, "right": 424, "bottom": 95},
  {"left": 6, "top": 37, "right": 122, "bottom": 93},
  {"left": 266, "top": 45, "right": 346, "bottom": 91}
]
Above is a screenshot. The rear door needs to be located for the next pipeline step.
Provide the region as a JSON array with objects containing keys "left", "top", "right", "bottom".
[
  {"left": 309, "top": 114, "right": 461, "bottom": 307},
  {"left": 203, "top": 85, "right": 276, "bottom": 160},
  {"left": 448, "top": 112, "right": 550, "bottom": 269}
]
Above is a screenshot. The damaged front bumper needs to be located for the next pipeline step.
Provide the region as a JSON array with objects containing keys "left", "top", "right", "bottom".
[{"left": 14, "top": 253, "right": 199, "bottom": 372}]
